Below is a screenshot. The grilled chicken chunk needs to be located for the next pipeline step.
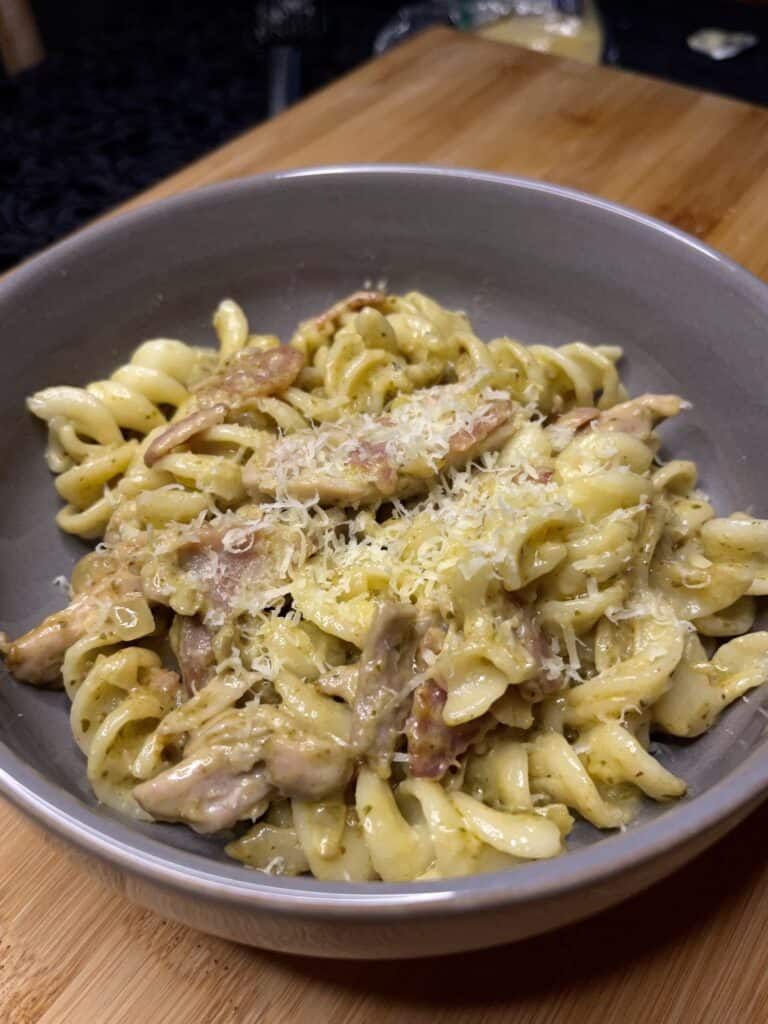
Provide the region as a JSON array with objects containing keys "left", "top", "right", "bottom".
[
  {"left": 134, "top": 711, "right": 351, "bottom": 832},
  {"left": 133, "top": 753, "right": 273, "bottom": 833},
  {"left": 266, "top": 729, "right": 353, "bottom": 800},
  {"left": 551, "top": 394, "right": 686, "bottom": 449},
  {"left": 3, "top": 568, "right": 143, "bottom": 686},
  {"left": 597, "top": 394, "right": 687, "bottom": 441}
]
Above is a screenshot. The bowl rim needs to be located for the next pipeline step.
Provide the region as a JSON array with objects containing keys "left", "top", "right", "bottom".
[{"left": 2, "top": 163, "right": 768, "bottom": 919}]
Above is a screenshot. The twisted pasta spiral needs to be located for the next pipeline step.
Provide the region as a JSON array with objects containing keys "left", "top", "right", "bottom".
[
  {"left": 28, "top": 338, "right": 216, "bottom": 537},
  {"left": 5, "top": 288, "right": 768, "bottom": 883}
]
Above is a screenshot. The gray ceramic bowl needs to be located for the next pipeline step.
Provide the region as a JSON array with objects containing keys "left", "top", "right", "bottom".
[{"left": 2, "top": 166, "right": 767, "bottom": 959}]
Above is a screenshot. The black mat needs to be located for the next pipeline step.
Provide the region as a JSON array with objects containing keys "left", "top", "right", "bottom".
[{"left": 3, "top": 1, "right": 768, "bottom": 273}]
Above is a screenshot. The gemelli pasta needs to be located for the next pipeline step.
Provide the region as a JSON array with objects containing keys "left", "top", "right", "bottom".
[{"left": 3, "top": 289, "right": 768, "bottom": 881}]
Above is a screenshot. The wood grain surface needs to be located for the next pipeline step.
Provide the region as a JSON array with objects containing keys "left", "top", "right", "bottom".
[{"left": 3, "top": 28, "right": 768, "bottom": 1024}]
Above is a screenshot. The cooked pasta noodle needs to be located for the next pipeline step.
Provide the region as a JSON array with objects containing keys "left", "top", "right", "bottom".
[{"left": 4, "top": 289, "right": 768, "bottom": 881}]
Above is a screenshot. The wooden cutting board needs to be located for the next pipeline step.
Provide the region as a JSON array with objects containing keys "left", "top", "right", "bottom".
[{"left": 3, "top": 28, "right": 768, "bottom": 1023}]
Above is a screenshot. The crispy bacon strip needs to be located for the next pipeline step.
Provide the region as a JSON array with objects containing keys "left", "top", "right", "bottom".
[
  {"left": 405, "top": 680, "right": 491, "bottom": 779},
  {"left": 191, "top": 346, "right": 304, "bottom": 407},
  {"left": 144, "top": 346, "right": 304, "bottom": 467},
  {"left": 144, "top": 405, "right": 226, "bottom": 467},
  {"left": 244, "top": 386, "right": 519, "bottom": 506},
  {"left": 314, "top": 290, "right": 388, "bottom": 334},
  {"left": 350, "top": 604, "right": 418, "bottom": 777},
  {"left": 510, "top": 601, "right": 563, "bottom": 703},
  {"left": 553, "top": 406, "right": 600, "bottom": 432},
  {"left": 171, "top": 615, "right": 216, "bottom": 695}
]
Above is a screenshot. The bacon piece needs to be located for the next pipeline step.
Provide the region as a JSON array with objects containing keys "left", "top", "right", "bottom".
[
  {"left": 171, "top": 615, "right": 215, "bottom": 695},
  {"left": 449, "top": 401, "right": 514, "bottom": 455},
  {"left": 508, "top": 599, "right": 563, "bottom": 703},
  {"left": 529, "top": 467, "right": 554, "bottom": 484},
  {"left": 144, "top": 347, "right": 304, "bottom": 468},
  {"left": 243, "top": 384, "right": 519, "bottom": 506},
  {"left": 416, "top": 621, "right": 448, "bottom": 668},
  {"left": 347, "top": 440, "right": 398, "bottom": 496},
  {"left": 405, "top": 680, "right": 491, "bottom": 779},
  {"left": 553, "top": 407, "right": 600, "bottom": 433},
  {"left": 509, "top": 466, "right": 554, "bottom": 485},
  {"left": 144, "top": 405, "right": 227, "bottom": 467},
  {"left": 143, "top": 511, "right": 308, "bottom": 625},
  {"left": 350, "top": 604, "right": 418, "bottom": 777},
  {"left": 175, "top": 522, "right": 270, "bottom": 614},
  {"left": 192, "top": 346, "right": 304, "bottom": 408},
  {"left": 314, "top": 290, "right": 388, "bottom": 334}
]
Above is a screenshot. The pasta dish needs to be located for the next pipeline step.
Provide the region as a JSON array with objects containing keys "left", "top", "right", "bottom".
[{"left": 3, "top": 290, "right": 767, "bottom": 881}]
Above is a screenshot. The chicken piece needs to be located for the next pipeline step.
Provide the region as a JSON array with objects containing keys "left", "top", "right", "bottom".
[
  {"left": 244, "top": 383, "right": 519, "bottom": 505},
  {"left": 3, "top": 567, "right": 143, "bottom": 686},
  {"left": 597, "top": 394, "right": 686, "bottom": 442},
  {"left": 171, "top": 615, "right": 215, "bottom": 695},
  {"left": 135, "top": 711, "right": 351, "bottom": 831},
  {"left": 350, "top": 604, "right": 418, "bottom": 777},
  {"left": 134, "top": 753, "right": 273, "bottom": 834},
  {"left": 266, "top": 729, "right": 353, "bottom": 800},
  {"left": 144, "top": 405, "right": 226, "bottom": 467},
  {"left": 314, "top": 664, "right": 358, "bottom": 704},
  {"left": 3, "top": 594, "right": 103, "bottom": 686},
  {"left": 313, "top": 290, "right": 389, "bottom": 336},
  {"left": 405, "top": 679, "right": 492, "bottom": 779},
  {"left": 144, "top": 346, "right": 304, "bottom": 467}
]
